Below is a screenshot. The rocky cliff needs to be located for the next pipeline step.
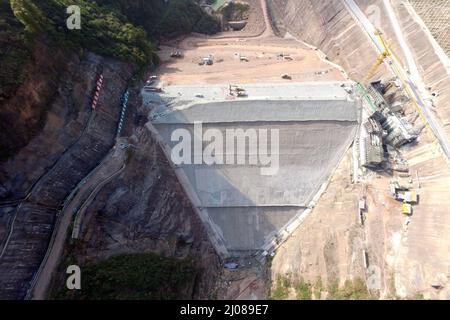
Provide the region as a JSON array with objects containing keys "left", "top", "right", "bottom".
[
  {"left": 53, "top": 126, "right": 221, "bottom": 299},
  {"left": 0, "top": 0, "right": 222, "bottom": 299},
  {"left": 268, "top": 0, "right": 390, "bottom": 82}
]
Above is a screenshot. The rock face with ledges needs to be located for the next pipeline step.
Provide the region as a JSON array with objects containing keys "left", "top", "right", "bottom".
[
  {"left": 268, "top": 0, "right": 389, "bottom": 81},
  {"left": 60, "top": 128, "right": 221, "bottom": 299},
  {"left": 0, "top": 53, "right": 133, "bottom": 299}
]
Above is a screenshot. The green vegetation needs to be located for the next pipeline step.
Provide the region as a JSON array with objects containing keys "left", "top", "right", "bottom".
[
  {"left": 413, "top": 293, "right": 425, "bottom": 300},
  {"left": 52, "top": 252, "right": 198, "bottom": 300},
  {"left": 0, "top": 0, "right": 29, "bottom": 102},
  {"left": 295, "top": 279, "right": 312, "bottom": 300},
  {"left": 221, "top": 2, "right": 250, "bottom": 21},
  {"left": 271, "top": 275, "right": 373, "bottom": 300},
  {"left": 95, "top": 0, "right": 221, "bottom": 38},
  {"left": 1, "top": 0, "right": 221, "bottom": 87},
  {"left": 271, "top": 275, "right": 312, "bottom": 300},
  {"left": 0, "top": 0, "right": 221, "bottom": 161},
  {"left": 313, "top": 276, "right": 323, "bottom": 299},
  {"left": 11, "top": 0, "right": 157, "bottom": 66},
  {"left": 271, "top": 275, "right": 290, "bottom": 300},
  {"left": 327, "top": 278, "right": 374, "bottom": 300},
  {"left": 155, "top": 0, "right": 221, "bottom": 37}
]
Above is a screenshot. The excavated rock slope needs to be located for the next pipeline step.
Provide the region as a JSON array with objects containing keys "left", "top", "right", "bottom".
[
  {"left": 0, "top": 52, "right": 134, "bottom": 299},
  {"left": 0, "top": 47, "right": 221, "bottom": 298},
  {"left": 268, "top": 0, "right": 389, "bottom": 81},
  {"left": 54, "top": 126, "right": 221, "bottom": 299},
  {"left": 270, "top": 0, "right": 450, "bottom": 134}
]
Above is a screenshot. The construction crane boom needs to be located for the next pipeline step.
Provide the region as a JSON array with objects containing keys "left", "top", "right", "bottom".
[{"left": 365, "top": 29, "right": 392, "bottom": 80}]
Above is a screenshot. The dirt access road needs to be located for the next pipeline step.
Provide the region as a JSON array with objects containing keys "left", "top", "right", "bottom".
[{"left": 28, "top": 141, "right": 128, "bottom": 299}]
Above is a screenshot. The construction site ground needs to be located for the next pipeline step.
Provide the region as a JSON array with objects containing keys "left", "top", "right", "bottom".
[
  {"left": 156, "top": 37, "right": 345, "bottom": 86},
  {"left": 270, "top": 114, "right": 450, "bottom": 300},
  {"left": 13, "top": 0, "right": 448, "bottom": 301},
  {"left": 150, "top": 0, "right": 356, "bottom": 299},
  {"left": 151, "top": 0, "right": 450, "bottom": 300}
]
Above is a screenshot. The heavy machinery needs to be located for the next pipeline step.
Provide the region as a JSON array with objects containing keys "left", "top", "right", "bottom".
[
  {"left": 229, "top": 85, "right": 247, "bottom": 97},
  {"left": 199, "top": 55, "right": 214, "bottom": 65},
  {"left": 277, "top": 53, "right": 293, "bottom": 60},
  {"left": 170, "top": 51, "right": 183, "bottom": 58},
  {"left": 239, "top": 55, "right": 249, "bottom": 62},
  {"left": 144, "top": 87, "right": 163, "bottom": 93},
  {"left": 402, "top": 203, "right": 413, "bottom": 215},
  {"left": 282, "top": 74, "right": 292, "bottom": 80}
]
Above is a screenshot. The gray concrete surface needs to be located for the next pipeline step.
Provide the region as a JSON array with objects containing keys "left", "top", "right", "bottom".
[
  {"left": 147, "top": 82, "right": 359, "bottom": 253},
  {"left": 153, "top": 100, "right": 357, "bottom": 124},
  {"left": 155, "top": 122, "right": 357, "bottom": 207}
]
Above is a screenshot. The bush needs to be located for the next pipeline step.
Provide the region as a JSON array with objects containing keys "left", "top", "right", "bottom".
[
  {"left": 221, "top": 2, "right": 250, "bottom": 21},
  {"left": 295, "top": 279, "right": 312, "bottom": 300},
  {"left": 193, "top": 14, "right": 222, "bottom": 35},
  {"left": 0, "top": 0, "right": 30, "bottom": 102},
  {"left": 327, "top": 278, "right": 373, "bottom": 300},
  {"left": 52, "top": 252, "right": 198, "bottom": 300},
  {"left": 156, "top": 0, "right": 221, "bottom": 38},
  {"left": 271, "top": 275, "right": 290, "bottom": 300}
]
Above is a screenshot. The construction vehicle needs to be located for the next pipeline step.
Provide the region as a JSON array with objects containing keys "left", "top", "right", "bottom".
[
  {"left": 229, "top": 85, "right": 247, "bottom": 97},
  {"left": 170, "top": 51, "right": 183, "bottom": 58},
  {"left": 282, "top": 74, "right": 292, "bottom": 80},
  {"left": 145, "top": 75, "right": 158, "bottom": 86},
  {"left": 402, "top": 203, "right": 413, "bottom": 215},
  {"left": 239, "top": 55, "right": 249, "bottom": 62},
  {"left": 199, "top": 55, "right": 214, "bottom": 65},
  {"left": 396, "top": 191, "right": 418, "bottom": 203},
  {"left": 144, "top": 87, "right": 162, "bottom": 93}
]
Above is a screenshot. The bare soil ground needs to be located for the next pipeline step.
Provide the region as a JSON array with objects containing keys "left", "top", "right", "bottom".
[
  {"left": 270, "top": 150, "right": 367, "bottom": 299},
  {"left": 364, "top": 128, "right": 450, "bottom": 299},
  {"left": 156, "top": 35, "right": 344, "bottom": 86},
  {"left": 270, "top": 109, "right": 450, "bottom": 300}
]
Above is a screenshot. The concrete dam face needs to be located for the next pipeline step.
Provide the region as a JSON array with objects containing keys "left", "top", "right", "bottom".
[{"left": 147, "top": 82, "right": 359, "bottom": 255}]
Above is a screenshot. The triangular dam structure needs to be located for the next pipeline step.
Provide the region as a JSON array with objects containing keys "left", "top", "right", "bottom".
[{"left": 146, "top": 82, "right": 360, "bottom": 256}]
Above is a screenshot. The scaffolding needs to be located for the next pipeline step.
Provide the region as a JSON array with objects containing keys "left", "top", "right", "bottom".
[{"left": 409, "top": 0, "right": 450, "bottom": 56}]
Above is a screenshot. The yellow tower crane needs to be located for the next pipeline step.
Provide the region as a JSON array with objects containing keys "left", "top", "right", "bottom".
[
  {"left": 365, "top": 29, "right": 393, "bottom": 80},
  {"left": 364, "top": 28, "right": 430, "bottom": 136}
]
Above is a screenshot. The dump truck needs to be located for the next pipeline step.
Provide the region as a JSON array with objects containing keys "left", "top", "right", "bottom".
[
  {"left": 396, "top": 191, "right": 418, "bottom": 204},
  {"left": 199, "top": 56, "right": 213, "bottom": 65},
  {"left": 402, "top": 203, "right": 413, "bottom": 215},
  {"left": 170, "top": 51, "right": 183, "bottom": 58}
]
